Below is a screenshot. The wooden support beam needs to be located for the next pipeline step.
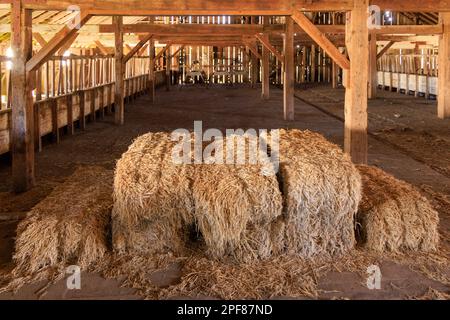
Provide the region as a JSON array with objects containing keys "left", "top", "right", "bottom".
[
  {"left": 26, "top": 11, "right": 91, "bottom": 72},
  {"left": 11, "top": 0, "right": 35, "bottom": 192},
  {"left": 369, "top": 0, "right": 450, "bottom": 12},
  {"left": 376, "top": 41, "right": 395, "bottom": 60},
  {"left": 166, "top": 46, "right": 171, "bottom": 91},
  {"left": 243, "top": 39, "right": 262, "bottom": 60},
  {"left": 371, "top": 25, "right": 443, "bottom": 35},
  {"left": 114, "top": 16, "right": 124, "bottom": 125},
  {"left": 94, "top": 40, "right": 109, "bottom": 55},
  {"left": 123, "top": 34, "right": 153, "bottom": 63},
  {"left": 18, "top": 0, "right": 450, "bottom": 15},
  {"left": 368, "top": 34, "right": 378, "bottom": 99},
  {"left": 344, "top": 0, "right": 369, "bottom": 164},
  {"left": 292, "top": 10, "right": 350, "bottom": 70},
  {"left": 170, "top": 45, "right": 185, "bottom": 59},
  {"left": 284, "top": 16, "right": 295, "bottom": 121},
  {"left": 149, "top": 39, "right": 155, "bottom": 103},
  {"left": 256, "top": 33, "right": 284, "bottom": 62},
  {"left": 99, "top": 23, "right": 284, "bottom": 35},
  {"left": 261, "top": 19, "right": 270, "bottom": 100},
  {"left": 124, "top": 44, "right": 132, "bottom": 55},
  {"left": 310, "top": 45, "right": 317, "bottom": 82},
  {"left": 155, "top": 43, "right": 172, "bottom": 61},
  {"left": 21, "top": 0, "right": 355, "bottom": 14},
  {"left": 438, "top": 13, "right": 450, "bottom": 119},
  {"left": 138, "top": 43, "right": 148, "bottom": 56},
  {"left": 331, "top": 61, "right": 337, "bottom": 88},
  {"left": 57, "top": 32, "right": 79, "bottom": 55},
  {"left": 33, "top": 32, "right": 47, "bottom": 47},
  {"left": 1, "top": 23, "right": 440, "bottom": 37}
]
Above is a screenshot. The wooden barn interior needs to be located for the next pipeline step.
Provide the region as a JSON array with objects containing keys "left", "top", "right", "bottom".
[{"left": 0, "top": 0, "right": 449, "bottom": 300}]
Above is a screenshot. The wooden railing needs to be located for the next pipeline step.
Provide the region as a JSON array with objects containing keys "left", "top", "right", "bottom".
[
  {"left": 0, "top": 53, "right": 166, "bottom": 156},
  {"left": 377, "top": 52, "right": 439, "bottom": 98}
]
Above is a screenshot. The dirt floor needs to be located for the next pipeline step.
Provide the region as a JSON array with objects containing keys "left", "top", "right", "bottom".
[{"left": 0, "top": 84, "right": 449, "bottom": 299}]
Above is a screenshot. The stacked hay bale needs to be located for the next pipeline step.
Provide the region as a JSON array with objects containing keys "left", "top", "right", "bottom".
[
  {"left": 112, "top": 132, "right": 283, "bottom": 261},
  {"left": 356, "top": 165, "right": 439, "bottom": 252},
  {"left": 277, "top": 129, "right": 361, "bottom": 259},
  {"left": 112, "top": 129, "right": 362, "bottom": 262},
  {"left": 112, "top": 132, "right": 195, "bottom": 256},
  {"left": 193, "top": 135, "right": 283, "bottom": 261},
  {"left": 13, "top": 166, "right": 113, "bottom": 275}
]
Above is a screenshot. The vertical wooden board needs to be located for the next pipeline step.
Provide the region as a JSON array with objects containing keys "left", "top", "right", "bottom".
[
  {"left": 90, "top": 89, "right": 96, "bottom": 122},
  {"left": 311, "top": 45, "right": 316, "bottom": 82},
  {"left": 33, "top": 103, "right": 42, "bottom": 152},
  {"left": 107, "top": 84, "right": 112, "bottom": 114},
  {"left": 149, "top": 39, "right": 155, "bottom": 102},
  {"left": 99, "top": 86, "right": 105, "bottom": 119},
  {"left": 67, "top": 94, "right": 74, "bottom": 135},
  {"left": 79, "top": 90, "right": 86, "bottom": 130},
  {"left": 368, "top": 34, "right": 377, "bottom": 99},
  {"left": 261, "top": 37, "right": 270, "bottom": 99},
  {"left": 51, "top": 99, "right": 59, "bottom": 143}
]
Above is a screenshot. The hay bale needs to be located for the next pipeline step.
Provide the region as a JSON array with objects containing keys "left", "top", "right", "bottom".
[
  {"left": 193, "top": 161, "right": 283, "bottom": 261},
  {"left": 112, "top": 132, "right": 195, "bottom": 256},
  {"left": 356, "top": 165, "right": 439, "bottom": 252},
  {"left": 112, "top": 132, "right": 283, "bottom": 261},
  {"left": 277, "top": 129, "right": 361, "bottom": 259},
  {"left": 13, "top": 166, "right": 113, "bottom": 275}
]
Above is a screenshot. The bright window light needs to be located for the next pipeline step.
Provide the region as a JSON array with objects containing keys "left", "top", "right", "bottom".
[{"left": 6, "top": 47, "right": 13, "bottom": 58}]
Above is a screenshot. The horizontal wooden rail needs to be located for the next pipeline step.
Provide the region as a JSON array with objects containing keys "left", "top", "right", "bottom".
[{"left": 0, "top": 71, "right": 166, "bottom": 156}]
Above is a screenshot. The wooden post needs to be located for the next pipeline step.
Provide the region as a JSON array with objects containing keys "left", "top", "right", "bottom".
[
  {"left": 368, "top": 34, "right": 377, "bottom": 99},
  {"left": 251, "top": 51, "right": 258, "bottom": 89},
  {"left": 261, "top": 18, "right": 270, "bottom": 99},
  {"left": 34, "top": 103, "right": 41, "bottom": 152},
  {"left": 114, "top": 16, "right": 124, "bottom": 125},
  {"left": 11, "top": 0, "right": 35, "bottom": 192},
  {"left": 51, "top": 99, "right": 59, "bottom": 143},
  {"left": 243, "top": 47, "right": 249, "bottom": 83},
  {"left": 344, "top": 1, "right": 369, "bottom": 164},
  {"left": 261, "top": 36, "right": 270, "bottom": 99},
  {"left": 331, "top": 61, "right": 337, "bottom": 88},
  {"left": 284, "top": 16, "right": 295, "bottom": 121},
  {"left": 438, "top": 13, "right": 450, "bottom": 119},
  {"left": 67, "top": 94, "right": 74, "bottom": 135},
  {"left": 166, "top": 47, "right": 171, "bottom": 91},
  {"left": 149, "top": 39, "right": 155, "bottom": 102},
  {"left": 90, "top": 89, "right": 96, "bottom": 122},
  {"left": 301, "top": 46, "right": 306, "bottom": 83},
  {"left": 311, "top": 45, "right": 316, "bottom": 82},
  {"left": 79, "top": 90, "right": 86, "bottom": 129}
]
